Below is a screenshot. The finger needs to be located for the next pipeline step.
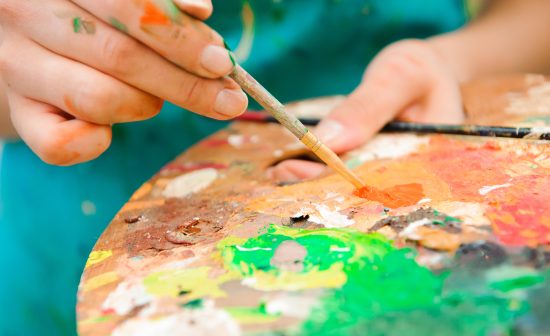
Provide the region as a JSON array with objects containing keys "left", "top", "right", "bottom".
[
  {"left": 397, "top": 83, "right": 464, "bottom": 124},
  {"left": 13, "top": 0, "right": 246, "bottom": 118},
  {"left": 267, "top": 160, "right": 327, "bottom": 182},
  {"left": 172, "top": 0, "right": 213, "bottom": 20},
  {"left": 315, "top": 50, "right": 428, "bottom": 153},
  {"left": 0, "top": 34, "right": 162, "bottom": 125},
  {"left": 7, "top": 91, "right": 111, "bottom": 166},
  {"left": 71, "top": 0, "right": 233, "bottom": 78}
]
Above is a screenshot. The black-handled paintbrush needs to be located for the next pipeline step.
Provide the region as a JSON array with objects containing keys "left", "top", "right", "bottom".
[{"left": 237, "top": 112, "right": 550, "bottom": 141}]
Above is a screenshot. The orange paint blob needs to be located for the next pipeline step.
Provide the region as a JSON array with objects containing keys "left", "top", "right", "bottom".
[
  {"left": 141, "top": 1, "right": 171, "bottom": 26},
  {"left": 353, "top": 183, "right": 424, "bottom": 208}
]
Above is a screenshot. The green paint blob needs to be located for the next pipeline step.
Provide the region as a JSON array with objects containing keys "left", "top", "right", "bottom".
[
  {"left": 73, "top": 17, "right": 81, "bottom": 33},
  {"left": 162, "top": 0, "right": 183, "bottom": 22},
  {"left": 486, "top": 266, "right": 546, "bottom": 293},
  {"left": 228, "top": 51, "right": 237, "bottom": 67},
  {"left": 109, "top": 17, "right": 128, "bottom": 33},
  {"left": 218, "top": 224, "right": 547, "bottom": 335},
  {"left": 226, "top": 303, "right": 280, "bottom": 324},
  {"left": 181, "top": 298, "right": 204, "bottom": 309},
  {"left": 223, "top": 40, "right": 237, "bottom": 67},
  {"left": 220, "top": 224, "right": 393, "bottom": 277}
]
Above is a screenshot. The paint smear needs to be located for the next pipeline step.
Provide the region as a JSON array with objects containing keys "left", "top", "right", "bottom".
[
  {"left": 479, "top": 183, "right": 512, "bottom": 196},
  {"left": 308, "top": 204, "right": 355, "bottom": 228},
  {"left": 487, "top": 175, "right": 550, "bottom": 247},
  {"left": 140, "top": 1, "right": 171, "bottom": 26},
  {"left": 102, "top": 280, "right": 151, "bottom": 315},
  {"left": 354, "top": 183, "right": 424, "bottom": 208},
  {"left": 83, "top": 272, "right": 119, "bottom": 292},
  {"left": 220, "top": 224, "right": 392, "bottom": 291},
  {"left": 112, "top": 301, "right": 240, "bottom": 336},
  {"left": 85, "top": 250, "right": 113, "bottom": 269},
  {"left": 346, "top": 134, "right": 429, "bottom": 168},
  {"left": 162, "top": 168, "right": 218, "bottom": 198}
]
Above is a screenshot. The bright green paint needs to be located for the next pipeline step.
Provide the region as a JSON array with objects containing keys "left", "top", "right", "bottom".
[
  {"left": 226, "top": 303, "right": 280, "bottom": 324},
  {"left": 73, "top": 17, "right": 81, "bottom": 33},
  {"left": 218, "top": 224, "right": 546, "bottom": 335},
  {"left": 220, "top": 224, "right": 393, "bottom": 277}
]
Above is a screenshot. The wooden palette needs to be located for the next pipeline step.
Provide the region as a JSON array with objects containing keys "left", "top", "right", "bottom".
[{"left": 77, "top": 74, "right": 550, "bottom": 336}]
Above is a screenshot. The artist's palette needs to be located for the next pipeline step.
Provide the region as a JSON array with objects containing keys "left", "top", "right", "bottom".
[{"left": 78, "top": 75, "right": 550, "bottom": 336}]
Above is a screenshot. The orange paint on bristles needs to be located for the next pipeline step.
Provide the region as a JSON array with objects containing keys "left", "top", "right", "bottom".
[
  {"left": 354, "top": 183, "right": 424, "bottom": 208},
  {"left": 140, "top": 1, "right": 171, "bottom": 26}
]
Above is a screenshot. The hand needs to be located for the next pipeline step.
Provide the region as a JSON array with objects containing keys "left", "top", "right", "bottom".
[
  {"left": 269, "top": 39, "right": 464, "bottom": 182},
  {"left": 0, "top": 0, "right": 247, "bottom": 165}
]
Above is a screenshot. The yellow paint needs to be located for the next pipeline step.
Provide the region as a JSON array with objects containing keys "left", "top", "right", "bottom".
[
  {"left": 143, "top": 267, "right": 237, "bottom": 299},
  {"left": 85, "top": 250, "right": 113, "bottom": 269},
  {"left": 83, "top": 272, "right": 119, "bottom": 292},
  {"left": 241, "top": 263, "right": 347, "bottom": 291},
  {"left": 130, "top": 182, "right": 153, "bottom": 200}
]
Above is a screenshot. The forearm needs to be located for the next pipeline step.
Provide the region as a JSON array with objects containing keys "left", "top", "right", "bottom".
[
  {"left": 0, "top": 83, "right": 17, "bottom": 139},
  {"left": 429, "top": 0, "right": 550, "bottom": 83}
]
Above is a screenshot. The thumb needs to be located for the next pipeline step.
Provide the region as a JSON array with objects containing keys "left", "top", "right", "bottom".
[{"left": 314, "top": 46, "right": 430, "bottom": 153}]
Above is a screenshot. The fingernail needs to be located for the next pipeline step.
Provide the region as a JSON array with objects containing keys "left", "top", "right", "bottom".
[
  {"left": 214, "top": 89, "right": 247, "bottom": 117},
  {"left": 200, "top": 45, "right": 234, "bottom": 76},
  {"left": 173, "top": 0, "right": 209, "bottom": 9},
  {"left": 315, "top": 119, "right": 344, "bottom": 145}
]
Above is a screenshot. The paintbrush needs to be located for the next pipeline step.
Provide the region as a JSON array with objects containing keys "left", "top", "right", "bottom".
[
  {"left": 237, "top": 112, "right": 550, "bottom": 141},
  {"left": 229, "top": 65, "right": 365, "bottom": 189}
]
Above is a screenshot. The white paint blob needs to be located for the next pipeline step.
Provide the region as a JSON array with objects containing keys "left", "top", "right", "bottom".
[
  {"left": 523, "top": 127, "right": 550, "bottom": 140},
  {"left": 265, "top": 293, "right": 319, "bottom": 319},
  {"left": 506, "top": 80, "right": 550, "bottom": 115},
  {"left": 308, "top": 204, "right": 355, "bottom": 228},
  {"left": 162, "top": 168, "right": 218, "bottom": 198},
  {"left": 399, "top": 218, "right": 432, "bottom": 240},
  {"left": 227, "top": 135, "right": 245, "bottom": 148},
  {"left": 112, "top": 300, "right": 241, "bottom": 336},
  {"left": 479, "top": 183, "right": 512, "bottom": 196},
  {"left": 349, "top": 134, "right": 429, "bottom": 163},
  {"left": 102, "top": 280, "right": 152, "bottom": 315}
]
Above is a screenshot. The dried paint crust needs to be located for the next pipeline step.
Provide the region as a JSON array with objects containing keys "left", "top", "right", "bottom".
[{"left": 77, "top": 88, "right": 550, "bottom": 335}]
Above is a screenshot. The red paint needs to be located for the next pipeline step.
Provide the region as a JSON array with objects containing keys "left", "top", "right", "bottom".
[
  {"left": 482, "top": 141, "right": 501, "bottom": 151},
  {"left": 236, "top": 111, "right": 268, "bottom": 122},
  {"left": 420, "top": 136, "right": 510, "bottom": 200},
  {"left": 354, "top": 183, "right": 424, "bottom": 208},
  {"left": 140, "top": 1, "right": 171, "bottom": 26},
  {"left": 486, "top": 175, "right": 550, "bottom": 247}
]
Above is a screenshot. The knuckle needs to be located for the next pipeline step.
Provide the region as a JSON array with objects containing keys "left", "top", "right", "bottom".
[
  {"left": 74, "top": 83, "right": 117, "bottom": 123},
  {"left": 179, "top": 77, "right": 203, "bottom": 109},
  {"left": 133, "top": 96, "right": 162, "bottom": 121},
  {"left": 99, "top": 34, "right": 138, "bottom": 75},
  {"left": 101, "top": 0, "right": 125, "bottom": 16},
  {"left": 0, "top": 0, "right": 26, "bottom": 23}
]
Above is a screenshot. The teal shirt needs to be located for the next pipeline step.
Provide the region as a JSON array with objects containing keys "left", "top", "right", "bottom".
[{"left": 0, "top": 1, "right": 469, "bottom": 335}]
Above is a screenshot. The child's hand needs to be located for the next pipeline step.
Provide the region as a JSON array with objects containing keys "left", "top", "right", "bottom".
[
  {"left": 0, "top": 0, "right": 247, "bottom": 165},
  {"left": 270, "top": 39, "right": 464, "bottom": 181}
]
